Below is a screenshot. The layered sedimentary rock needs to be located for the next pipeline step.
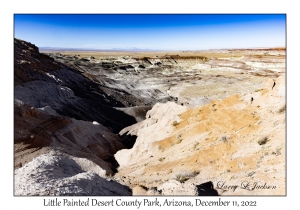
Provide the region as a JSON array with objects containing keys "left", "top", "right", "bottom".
[
  {"left": 115, "top": 76, "right": 285, "bottom": 195},
  {"left": 47, "top": 49, "right": 284, "bottom": 108},
  {"left": 14, "top": 39, "right": 135, "bottom": 195},
  {"left": 15, "top": 38, "right": 285, "bottom": 196}
]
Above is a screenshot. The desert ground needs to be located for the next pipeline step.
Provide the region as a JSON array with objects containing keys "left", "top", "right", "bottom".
[{"left": 14, "top": 38, "right": 285, "bottom": 195}]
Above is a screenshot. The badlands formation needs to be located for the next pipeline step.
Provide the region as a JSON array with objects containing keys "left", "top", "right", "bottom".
[{"left": 14, "top": 38, "right": 285, "bottom": 196}]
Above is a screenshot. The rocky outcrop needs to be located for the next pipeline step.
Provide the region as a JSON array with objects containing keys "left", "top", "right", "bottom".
[
  {"left": 14, "top": 153, "right": 132, "bottom": 196},
  {"left": 14, "top": 39, "right": 136, "bottom": 133},
  {"left": 208, "top": 59, "right": 250, "bottom": 70},
  {"left": 115, "top": 76, "right": 285, "bottom": 195},
  {"left": 14, "top": 38, "right": 136, "bottom": 195},
  {"left": 15, "top": 39, "right": 285, "bottom": 196},
  {"left": 116, "top": 102, "right": 187, "bottom": 168},
  {"left": 47, "top": 49, "right": 284, "bottom": 108}
]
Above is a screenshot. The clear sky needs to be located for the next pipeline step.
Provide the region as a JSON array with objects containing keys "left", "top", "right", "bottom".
[{"left": 14, "top": 14, "right": 286, "bottom": 50}]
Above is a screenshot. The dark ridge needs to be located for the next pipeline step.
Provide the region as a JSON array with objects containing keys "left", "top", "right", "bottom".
[{"left": 14, "top": 38, "right": 136, "bottom": 134}]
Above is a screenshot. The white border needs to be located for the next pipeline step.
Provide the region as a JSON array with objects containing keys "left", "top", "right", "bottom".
[{"left": 2, "top": 0, "right": 296, "bottom": 209}]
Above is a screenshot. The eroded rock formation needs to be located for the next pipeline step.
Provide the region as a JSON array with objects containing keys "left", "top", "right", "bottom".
[
  {"left": 114, "top": 76, "right": 285, "bottom": 195},
  {"left": 14, "top": 39, "right": 136, "bottom": 195},
  {"left": 14, "top": 38, "right": 285, "bottom": 196}
]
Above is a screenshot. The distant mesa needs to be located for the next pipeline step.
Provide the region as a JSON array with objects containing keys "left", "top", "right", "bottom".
[{"left": 40, "top": 46, "right": 159, "bottom": 52}]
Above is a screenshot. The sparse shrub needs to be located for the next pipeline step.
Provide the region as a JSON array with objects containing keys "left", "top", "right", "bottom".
[
  {"left": 218, "top": 136, "right": 227, "bottom": 142},
  {"left": 278, "top": 105, "right": 286, "bottom": 113},
  {"left": 176, "top": 139, "right": 183, "bottom": 144},
  {"left": 258, "top": 136, "right": 268, "bottom": 145},
  {"left": 220, "top": 169, "right": 231, "bottom": 175},
  {"left": 176, "top": 175, "right": 189, "bottom": 183},
  {"left": 172, "top": 121, "right": 179, "bottom": 126},
  {"left": 193, "top": 142, "right": 199, "bottom": 149},
  {"left": 158, "top": 157, "right": 165, "bottom": 162},
  {"left": 272, "top": 147, "right": 282, "bottom": 156},
  {"left": 173, "top": 170, "right": 200, "bottom": 183},
  {"left": 175, "top": 135, "right": 183, "bottom": 144},
  {"left": 276, "top": 147, "right": 282, "bottom": 156},
  {"left": 158, "top": 145, "right": 164, "bottom": 152},
  {"left": 247, "top": 171, "right": 255, "bottom": 177}
]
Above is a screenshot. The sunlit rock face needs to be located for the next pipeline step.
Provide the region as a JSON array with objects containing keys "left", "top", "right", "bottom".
[{"left": 114, "top": 76, "right": 285, "bottom": 195}]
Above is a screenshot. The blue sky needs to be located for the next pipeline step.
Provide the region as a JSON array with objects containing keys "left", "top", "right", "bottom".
[{"left": 14, "top": 14, "right": 286, "bottom": 50}]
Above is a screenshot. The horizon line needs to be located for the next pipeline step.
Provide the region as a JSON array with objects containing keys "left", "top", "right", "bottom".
[{"left": 39, "top": 45, "right": 286, "bottom": 51}]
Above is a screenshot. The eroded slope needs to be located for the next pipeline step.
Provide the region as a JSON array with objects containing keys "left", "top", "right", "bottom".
[
  {"left": 14, "top": 39, "right": 135, "bottom": 195},
  {"left": 114, "top": 76, "right": 285, "bottom": 195},
  {"left": 15, "top": 39, "right": 286, "bottom": 196}
]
